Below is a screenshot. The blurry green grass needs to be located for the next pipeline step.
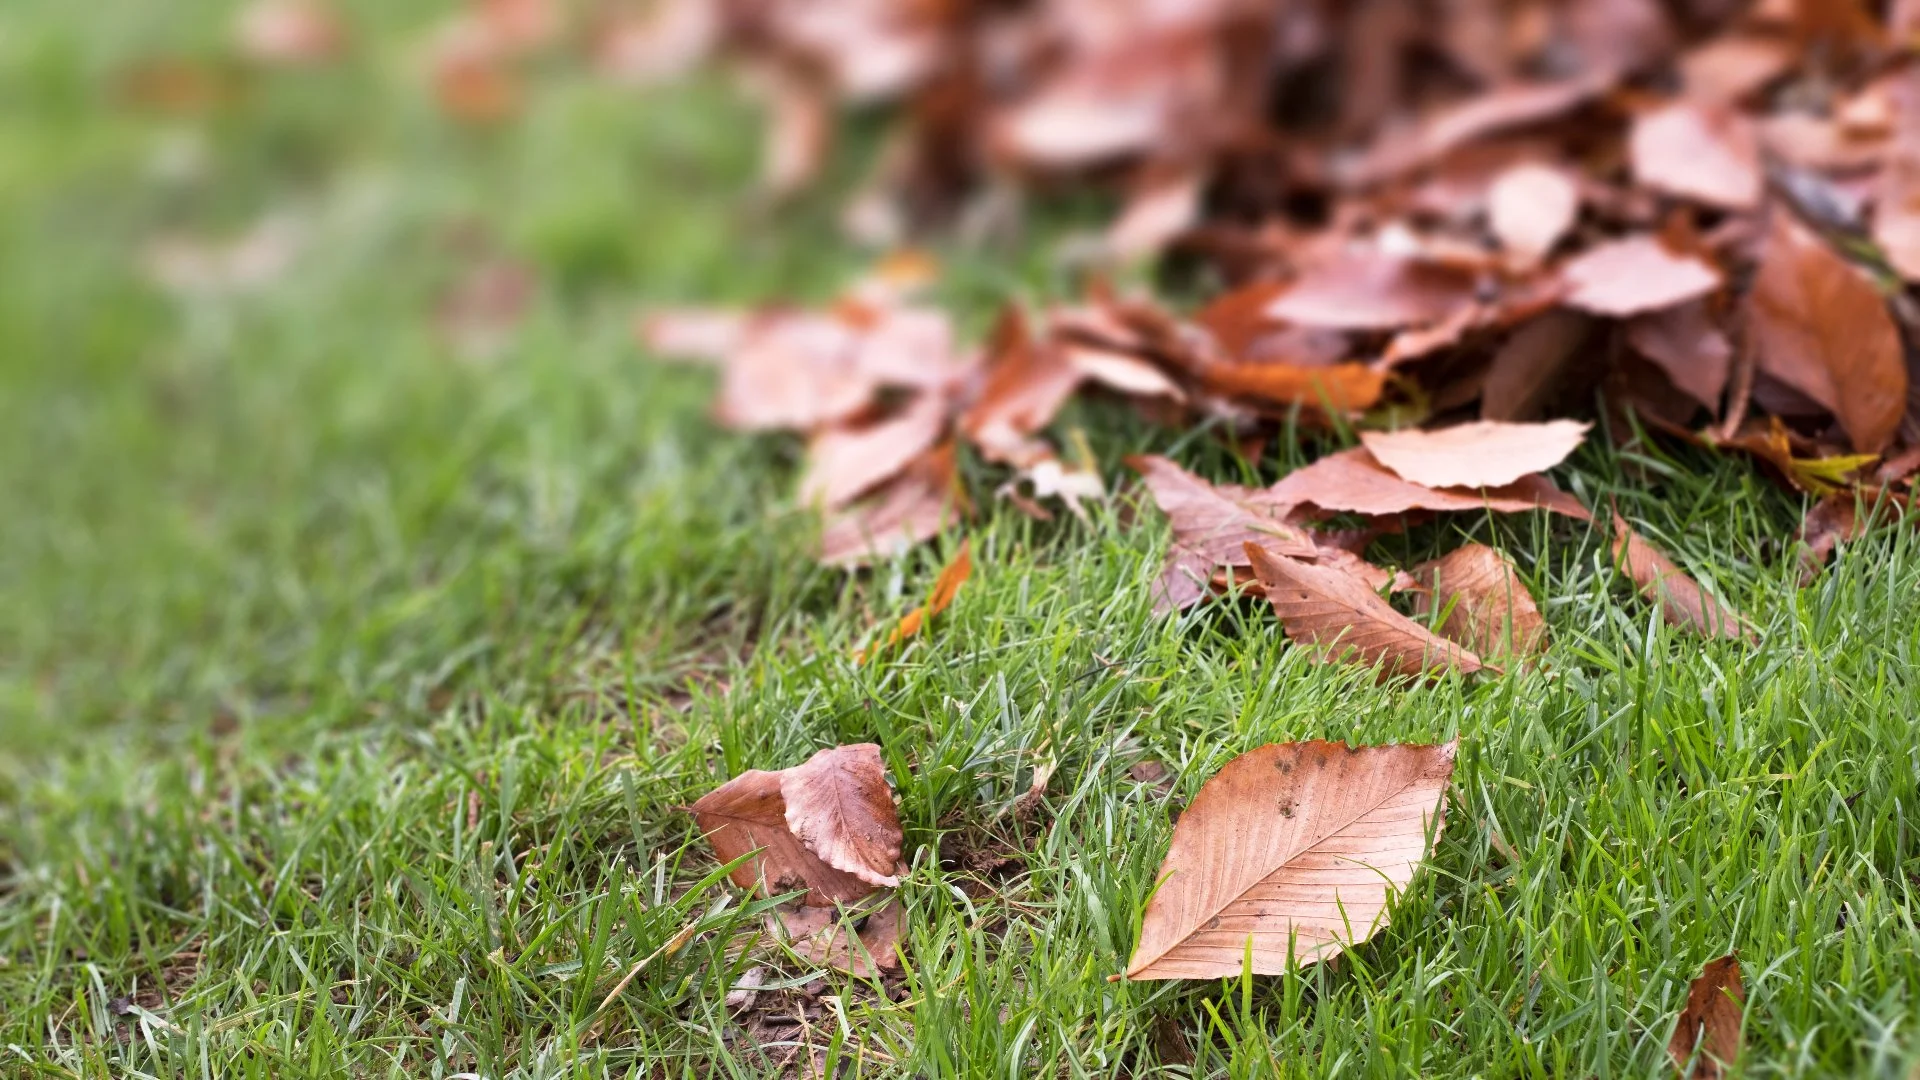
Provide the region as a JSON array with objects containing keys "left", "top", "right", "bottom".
[{"left": 4, "top": 4, "right": 1920, "bottom": 1077}]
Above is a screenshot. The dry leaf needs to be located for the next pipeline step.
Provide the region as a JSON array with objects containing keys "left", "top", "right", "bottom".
[
  {"left": 1354, "top": 76, "right": 1608, "bottom": 183},
  {"left": 1198, "top": 360, "right": 1387, "bottom": 413},
  {"left": 1487, "top": 163, "right": 1579, "bottom": 265},
  {"left": 1626, "top": 300, "right": 1733, "bottom": 411},
  {"left": 1481, "top": 310, "right": 1594, "bottom": 421},
  {"left": 1409, "top": 544, "right": 1547, "bottom": 658},
  {"left": 765, "top": 897, "right": 905, "bottom": 978},
  {"left": 1748, "top": 210, "right": 1907, "bottom": 454},
  {"left": 1267, "top": 448, "right": 1592, "bottom": 520},
  {"left": 961, "top": 310, "right": 1082, "bottom": 467},
  {"left": 1630, "top": 102, "right": 1761, "bottom": 210},
  {"left": 714, "top": 313, "right": 873, "bottom": 432},
  {"left": 1561, "top": 236, "right": 1723, "bottom": 317},
  {"left": 1125, "top": 739, "right": 1458, "bottom": 979},
  {"left": 1264, "top": 251, "right": 1474, "bottom": 331},
  {"left": 1129, "top": 455, "right": 1316, "bottom": 613},
  {"left": 819, "top": 442, "right": 962, "bottom": 567},
  {"left": 1245, "top": 543, "right": 1487, "bottom": 677},
  {"left": 1667, "top": 954, "right": 1744, "bottom": 1079},
  {"left": 1361, "top": 420, "right": 1590, "bottom": 489},
  {"left": 799, "top": 393, "right": 948, "bottom": 510},
  {"left": 856, "top": 540, "right": 972, "bottom": 661},
  {"left": 690, "top": 744, "right": 902, "bottom": 906},
  {"left": 1610, "top": 519, "right": 1747, "bottom": 640},
  {"left": 1874, "top": 69, "right": 1920, "bottom": 282}
]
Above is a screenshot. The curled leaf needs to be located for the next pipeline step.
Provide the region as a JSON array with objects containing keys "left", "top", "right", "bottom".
[{"left": 1245, "top": 542, "right": 1487, "bottom": 677}]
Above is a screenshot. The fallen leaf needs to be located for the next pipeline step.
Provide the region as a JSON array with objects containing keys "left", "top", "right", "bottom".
[
  {"left": 1874, "top": 69, "right": 1920, "bottom": 282},
  {"left": 1198, "top": 360, "right": 1387, "bottom": 413},
  {"left": 1749, "top": 210, "right": 1908, "bottom": 454},
  {"left": 690, "top": 744, "right": 902, "bottom": 906},
  {"left": 960, "top": 310, "right": 1082, "bottom": 467},
  {"left": 819, "top": 442, "right": 962, "bottom": 567},
  {"left": 1245, "top": 543, "right": 1487, "bottom": 677},
  {"left": 756, "top": 64, "right": 832, "bottom": 200},
  {"left": 1679, "top": 33, "right": 1797, "bottom": 106},
  {"left": 856, "top": 540, "right": 972, "bottom": 661},
  {"left": 1106, "top": 167, "right": 1206, "bottom": 260},
  {"left": 1129, "top": 455, "right": 1316, "bottom": 613},
  {"left": 1487, "top": 163, "right": 1580, "bottom": 265},
  {"left": 1610, "top": 519, "right": 1748, "bottom": 640},
  {"left": 713, "top": 313, "right": 873, "bottom": 432},
  {"left": 1626, "top": 300, "right": 1733, "bottom": 411},
  {"left": 1667, "top": 954, "right": 1744, "bottom": 1079},
  {"left": 1360, "top": 420, "right": 1590, "bottom": 489},
  {"left": 1266, "top": 448, "right": 1592, "bottom": 520},
  {"left": 1630, "top": 102, "right": 1761, "bottom": 210},
  {"left": 799, "top": 393, "right": 948, "bottom": 509},
  {"left": 1062, "top": 342, "right": 1184, "bottom": 401},
  {"left": 1264, "top": 251, "right": 1474, "bottom": 331},
  {"left": 1481, "top": 310, "right": 1595, "bottom": 421},
  {"left": 1354, "top": 76, "right": 1609, "bottom": 183},
  {"left": 765, "top": 897, "right": 905, "bottom": 978},
  {"left": 1409, "top": 544, "right": 1547, "bottom": 658},
  {"left": 1561, "top": 236, "right": 1723, "bottom": 317},
  {"left": 1125, "top": 739, "right": 1458, "bottom": 979}
]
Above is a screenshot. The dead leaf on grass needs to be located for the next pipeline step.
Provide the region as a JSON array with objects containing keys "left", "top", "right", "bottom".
[
  {"left": 1610, "top": 519, "right": 1748, "bottom": 640},
  {"left": 1667, "top": 954, "right": 1744, "bottom": 1079},
  {"left": 766, "top": 897, "right": 905, "bottom": 978},
  {"left": 1630, "top": 102, "right": 1762, "bottom": 210},
  {"left": 799, "top": 393, "right": 949, "bottom": 510},
  {"left": 1626, "top": 300, "right": 1734, "bottom": 412},
  {"left": 1129, "top": 455, "right": 1315, "bottom": 613},
  {"left": 690, "top": 744, "right": 903, "bottom": 907},
  {"left": 1487, "top": 163, "right": 1580, "bottom": 266},
  {"left": 1125, "top": 739, "right": 1457, "bottom": 979},
  {"left": 818, "top": 442, "right": 963, "bottom": 567},
  {"left": 855, "top": 540, "right": 971, "bottom": 662},
  {"left": 1409, "top": 544, "right": 1547, "bottom": 658},
  {"left": 1245, "top": 543, "right": 1487, "bottom": 678},
  {"left": 1562, "top": 236, "right": 1723, "bottom": 318},
  {"left": 1748, "top": 210, "right": 1907, "bottom": 454},
  {"left": 1360, "top": 420, "right": 1590, "bottom": 490},
  {"left": 1266, "top": 448, "right": 1592, "bottom": 520}
]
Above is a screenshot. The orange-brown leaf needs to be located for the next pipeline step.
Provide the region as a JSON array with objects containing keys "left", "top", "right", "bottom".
[
  {"left": 1626, "top": 300, "right": 1734, "bottom": 411},
  {"left": 1410, "top": 544, "right": 1547, "bottom": 658},
  {"left": 1562, "top": 236, "right": 1723, "bottom": 317},
  {"left": 1245, "top": 543, "right": 1487, "bottom": 677},
  {"left": 1487, "top": 163, "right": 1580, "bottom": 265},
  {"left": 1361, "top": 420, "right": 1590, "bottom": 489},
  {"left": 1125, "top": 740, "right": 1457, "bottom": 979},
  {"left": 1748, "top": 210, "right": 1907, "bottom": 454},
  {"left": 1267, "top": 448, "right": 1592, "bottom": 520},
  {"left": 691, "top": 744, "right": 903, "bottom": 907},
  {"left": 1667, "top": 954, "right": 1745, "bottom": 1079},
  {"left": 857, "top": 540, "right": 972, "bottom": 660},
  {"left": 1198, "top": 360, "right": 1386, "bottom": 413},
  {"left": 1630, "top": 102, "right": 1761, "bottom": 210},
  {"left": 800, "top": 393, "right": 949, "bottom": 510},
  {"left": 818, "top": 442, "right": 963, "bottom": 567},
  {"left": 1129, "top": 455, "right": 1317, "bottom": 613},
  {"left": 1610, "top": 519, "right": 1748, "bottom": 640},
  {"left": 765, "top": 897, "right": 905, "bottom": 978}
]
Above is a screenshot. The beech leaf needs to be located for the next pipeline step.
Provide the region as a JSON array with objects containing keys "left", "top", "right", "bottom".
[
  {"left": 1125, "top": 740, "right": 1458, "bottom": 979},
  {"left": 1245, "top": 543, "right": 1487, "bottom": 677},
  {"left": 765, "top": 897, "right": 906, "bottom": 979},
  {"left": 1410, "top": 544, "right": 1547, "bottom": 658},
  {"left": 1487, "top": 163, "right": 1579, "bottom": 265},
  {"left": 1667, "top": 954, "right": 1745, "bottom": 1079},
  {"left": 1360, "top": 420, "right": 1590, "bottom": 490},
  {"left": 1267, "top": 448, "right": 1593, "bottom": 520},
  {"left": 690, "top": 744, "right": 903, "bottom": 906},
  {"left": 1128, "top": 455, "right": 1316, "bottom": 613},
  {"left": 1561, "top": 237, "right": 1722, "bottom": 317},
  {"left": 1610, "top": 519, "right": 1748, "bottom": 641},
  {"left": 1630, "top": 102, "right": 1761, "bottom": 210}
]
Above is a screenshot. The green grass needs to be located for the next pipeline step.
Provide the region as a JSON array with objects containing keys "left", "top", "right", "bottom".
[{"left": 5, "top": 3, "right": 1920, "bottom": 1077}]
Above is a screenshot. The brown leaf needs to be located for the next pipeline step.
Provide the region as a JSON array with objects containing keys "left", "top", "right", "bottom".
[
  {"left": 712, "top": 313, "right": 874, "bottom": 433},
  {"left": 691, "top": 744, "right": 902, "bottom": 906},
  {"left": 818, "top": 442, "right": 962, "bottom": 567},
  {"left": 1562, "top": 236, "right": 1723, "bottom": 317},
  {"left": 1245, "top": 543, "right": 1487, "bottom": 677},
  {"left": 1874, "top": 69, "right": 1920, "bottom": 283},
  {"left": 1353, "top": 76, "right": 1610, "bottom": 184},
  {"left": 765, "top": 897, "right": 905, "bottom": 978},
  {"left": 856, "top": 540, "right": 972, "bottom": 661},
  {"left": 799, "top": 393, "right": 948, "bottom": 510},
  {"left": 1481, "top": 310, "right": 1595, "bottom": 421},
  {"left": 1796, "top": 493, "right": 1862, "bottom": 581},
  {"left": 1487, "top": 164, "right": 1580, "bottom": 266},
  {"left": 1409, "top": 544, "right": 1547, "bottom": 658},
  {"left": 1198, "top": 360, "right": 1387, "bottom": 413},
  {"left": 1630, "top": 102, "right": 1761, "bottom": 210},
  {"left": 1667, "top": 954, "right": 1745, "bottom": 1079},
  {"left": 1264, "top": 251, "right": 1475, "bottom": 331},
  {"left": 1679, "top": 34, "right": 1797, "bottom": 106},
  {"left": 1125, "top": 740, "right": 1458, "bottom": 979},
  {"left": 1610, "top": 519, "right": 1748, "bottom": 640},
  {"left": 960, "top": 310, "right": 1082, "bottom": 467},
  {"left": 1267, "top": 448, "right": 1593, "bottom": 520},
  {"left": 1748, "top": 210, "right": 1907, "bottom": 453},
  {"left": 1361, "top": 420, "right": 1590, "bottom": 489},
  {"left": 1626, "top": 300, "right": 1734, "bottom": 411},
  {"left": 1129, "top": 455, "right": 1317, "bottom": 613},
  {"left": 780, "top": 745, "right": 903, "bottom": 888}
]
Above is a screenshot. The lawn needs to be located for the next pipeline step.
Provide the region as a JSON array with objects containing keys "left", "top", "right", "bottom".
[{"left": 4, "top": 3, "right": 1920, "bottom": 1078}]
